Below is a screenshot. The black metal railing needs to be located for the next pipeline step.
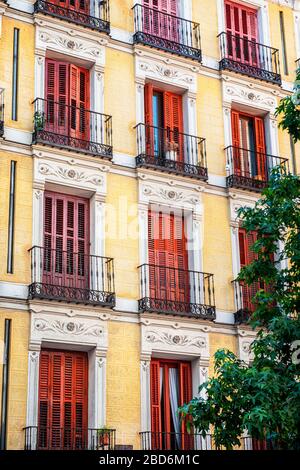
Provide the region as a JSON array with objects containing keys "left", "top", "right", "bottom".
[
  {"left": 138, "top": 264, "right": 216, "bottom": 320},
  {"left": 34, "top": 0, "right": 110, "bottom": 33},
  {"left": 218, "top": 32, "right": 281, "bottom": 84},
  {"left": 140, "top": 432, "right": 268, "bottom": 450},
  {"left": 24, "top": 426, "right": 116, "bottom": 450},
  {"left": 33, "top": 98, "right": 113, "bottom": 158},
  {"left": 28, "top": 246, "right": 115, "bottom": 307},
  {"left": 133, "top": 4, "right": 201, "bottom": 61},
  {"left": 0, "top": 88, "right": 4, "bottom": 137},
  {"left": 232, "top": 279, "right": 258, "bottom": 324},
  {"left": 226, "top": 146, "right": 288, "bottom": 191},
  {"left": 135, "top": 123, "right": 208, "bottom": 180},
  {"left": 296, "top": 58, "right": 300, "bottom": 70}
]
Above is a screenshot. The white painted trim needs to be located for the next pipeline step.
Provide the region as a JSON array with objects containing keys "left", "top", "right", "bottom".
[
  {"left": 208, "top": 173, "right": 227, "bottom": 188},
  {"left": 114, "top": 297, "right": 139, "bottom": 313},
  {"left": 26, "top": 350, "right": 40, "bottom": 436},
  {"left": 113, "top": 152, "right": 136, "bottom": 168},
  {"left": 294, "top": 12, "right": 300, "bottom": 60},
  {"left": 215, "top": 310, "right": 235, "bottom": 325},
  {"left": 6, "top": 0, "right": 33, "bottom": 14},
  {"left": 89, "top": 351, "right": 106, "bottom": 429},
  {"left": 0, "top": 281, "right": 28, "bottom": 299},
  {"left": 110, "top": 27, "right": 133, "bottom": 46},
  {"left": 3, "top": 127, "right": 32, "bottom": 145},
  {"left": 140, "top": 359, "right": 151, "bottom": 432}
]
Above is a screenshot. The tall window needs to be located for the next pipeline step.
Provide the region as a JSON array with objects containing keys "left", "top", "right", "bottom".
[
  {"left": 231, "top": 110, "right": 266, "bottom": 180},
  {"left": 38, "top": 350, "right": 88, "bottom": 450},
  {"left": 143, "top": 0, "right": 178, "bottom": 40},
  {"left": 150, "top": 359, "right": 193, "bottom": 450},
  {"left": 225, "top": 0, "right": 259, "bottom": 66},
  {"left": 45, "top": 59, "right": 90, "bottom": 141},
  {"left": 145, "top": 84, "right": 184, "bottom": 162},
  {"left": 43, "top": 192, "right": 90, "bottom": 289},
  {"left": 51, "top": 0, "right": 89, "bottom": 14},
  {"left": 148, "top": 210, "right": 189, "bottom": 306}
]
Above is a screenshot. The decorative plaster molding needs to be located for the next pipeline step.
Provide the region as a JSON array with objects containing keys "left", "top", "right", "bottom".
[
  {"left": 34, "top": 318, "right": 104, "bottom": 338},
  {"left": 145, "top": 330, "right": 207, "bottom": 349},
  {"left": 36, "top": 25, "right": 105, "bottom": 67},
  {"left": 135, "top": 51, "right": 197, "bottom": 94},
  {"left": 38, "top": 162, "right": 103, "bottom": 187},
  {"left": 223, "top": 78, "right": 278, "bottom": 112}
]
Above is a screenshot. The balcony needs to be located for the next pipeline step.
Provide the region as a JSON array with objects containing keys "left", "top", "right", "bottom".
[
  {"left": 132, "top": 4, "right": 201, "bottom": 62},
  {"left": 218, "top": 32, "right": 281, "bottom": 85},
  {"left": 34, "top": 0, "right": 110, "bottom": 34},
  {"left": 233, "top": 279, "right": 260, "bottom": 325},
  {"left": 135, "top": 123, "right": 208, "bottom": 180},
  {"left": 0, "top": 88, "right": 4, "bottom": 137},
  {"left": 226, "top": 146, "right": 288, "bottom": 192},
  {"left": 24, "top": 426, "right": 116, "bottom": 450},
  {"left": 138, "top": 264, "right": 216, "bottom": 320},
  {"left": 140, "top": 432, "right": 268, "bottom": 450},
  {"left": 28, "top": 246, "right": 115, "bottom": 307},
  {"left": 33, "top": 98, "right": 113, "bottom": 159}
]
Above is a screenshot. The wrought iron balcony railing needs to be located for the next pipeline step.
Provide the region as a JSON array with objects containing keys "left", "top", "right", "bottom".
[
  {"left": 135, "top": 123, "right": 208, "bottom": 180},
  {"left": 28, "top": 246, "right": 115, "bottom": 307},
  {"left": 140, "top": 432, "right": 269, "bottom": 451},
  {"left": 33, "top": 98, "right": 113, "bottom": 158},
  {"left": 0, "top": 88, "right": 4, "bottom": 137},
  {"left": 133, "top": 4, "right": 201, "bottom": 62},
  {"left": 296, "top": 58, "right": 300, "bottom": 70},
  {"left": 218, "top": 32, "right": 281, "bottom": 85},
  {"left": 34, "top": 0, "right": 110, "bottom": 33},
  {"left": 232, "top": 279, "right": 258, "bottom": 324},
  {"left": 24, "top": 426, "right": 116, "bottom": 450},
  {"left": 138, "top": 264, "right": 216, "bottom": 320},
  {"left": 226, "top": 145, "right": 288, "bottom": 191}
]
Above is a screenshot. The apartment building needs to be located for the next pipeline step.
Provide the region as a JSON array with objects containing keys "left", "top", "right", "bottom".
[{"left": 0, "top": 0, "right": 299, "bottom": 451}]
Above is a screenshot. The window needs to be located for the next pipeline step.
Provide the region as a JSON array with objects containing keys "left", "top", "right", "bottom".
[
  {"left": 38, "top": 350, "right": 88, "bottom": 450},
  {"left": 225, "top": 1, "right": 259, "bottom": 66},
  {"left": 148, "top": 210, "right": 189, "bottom": 306},
  {"left": 150, "top": 359, "right": 193, "bottom": 450},
  {"left": 145, "top": 84, "right": 184, "bottom": 162},
  {"left": 43, "top": 192, "right": 89, "bottom": 289},
  {"left": 45, "top": 59, "right": 90, "bottom": 141},
  {"left": 231, "top": 110, "right": 266, "bottom": 180},
  {"left": 143, "top": 0, "right": 178, "bottom": 40},
  {"left": 51, "top": 0, "right": 89, "bottom": 14}
]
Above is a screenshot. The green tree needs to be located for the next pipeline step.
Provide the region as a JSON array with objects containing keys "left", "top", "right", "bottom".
[
  {"left": 180, "top": 170, "right": 300, "bottom": 450},
  {"left": 275, "top": 68, "right": 300, "bottom": 143}
]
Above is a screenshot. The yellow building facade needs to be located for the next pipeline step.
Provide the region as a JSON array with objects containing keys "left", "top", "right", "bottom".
[{"left": 0, "top": 0, "right": 299, "bottom": 451}]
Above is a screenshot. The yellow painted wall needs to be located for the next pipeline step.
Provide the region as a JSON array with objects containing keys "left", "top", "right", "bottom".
[
  {"left": 105, "top": 173, "right": 139, "bottom": 300},
  {"left": 0, "top": 311, "right": 29, "bottom": 450},
  {"left": 105, "top": 48, "right": 136, "bottom": 156},
  {"left": 197, "top": 75, "right": 225, "bottom": 176},
  {"left": 194, "top": 0, "right": 220, "bottom": 60},
  {"left": 268, "top": 4, "right": 297, "bottom": 84},
  {"left": 110, "top": 0, "right": 134, "bottom": 33},
  {"left": 106, "top": 321, "right": 140, "bottom": 449},
  {"left": 203, "top": 193, "right": 234, "bottom": 313},
  {"left": 0, "top": 18, "right": 34, "bottom": 131},
  {"left": 0, "top": 153, "right": 32, "bottom": 284}
]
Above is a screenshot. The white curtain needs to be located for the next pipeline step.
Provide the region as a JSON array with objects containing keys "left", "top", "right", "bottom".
[{"left": 169, "top": 367, "right": 181, "bottom": 448}]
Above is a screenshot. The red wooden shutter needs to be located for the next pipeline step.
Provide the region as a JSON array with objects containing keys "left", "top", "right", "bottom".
[
  {"left": 163, "top": 92, "right": 183, "bottom": 162},
  {"left": 45, "top": 59, "right": 69, "bottom": 134},
  {"left": 238, "top": 228, "right": 247, "bottom": 267},
  {"left": 179, "top": 362, "right": 193, "bottom": 450},
  {"left": 254, "top": 117, "right": 267, "bottom": 180},
  {"left": 144, "top": 83, "right": 154, "bottom": 156},
  {"left": 38, "top": 350, "right": 88, "bottom": 450},
  {"left": 231, "top": 110, "right": 241, "bottom": 174},
  {"left": 150, "top": 360, "right": 162, "bottom": 450},
  {"left": 239, "top": 229, "right": 259, "bottom": 313}
]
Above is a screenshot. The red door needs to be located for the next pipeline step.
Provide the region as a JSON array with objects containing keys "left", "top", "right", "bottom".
[
  {"left": 143, "top": 0, "right": 178, "bottom": 41},
  {"left": 148, "top": 211, "right": 189, "bottom": 308},
  {"left": 144, "top": 85, "right": 183, "bottom": 162},
  {"left": 45, "top": 59, "right": 90, "bottom": 142},
  {"left": 150, "top": 359, "right": 193, "bottom": 450},
  {"left": 53, "top": 0, "right": 89, "bottom": 14},
  {"left": 38, "top": 350, "right": 88, "bottom": 450},
  {"left": 225, "top": 1, "right": 259, "bottom": 66},
  {"left": 43, "top": 192, "right": 89, "bottom": 290}
]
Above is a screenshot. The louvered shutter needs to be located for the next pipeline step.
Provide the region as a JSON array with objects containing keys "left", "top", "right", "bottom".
[
  {"left": 174, "top": 214, "right": 189, "bottom": 305},
  {"left": 69, "top": 65, "right": 90, "bottom": 142},
  {"left": 254, "top": 117, "right": 267, "bottom": 180},
  {"left": 68, "top": 0, "right": 89, "bottom": 14},
  {"left": 43, "top": 192, "right": 89, "bottom": 289},
  {"left": 163, "top": 92, "right": 183, "bottom": 162},
  {"left": 179, "top": 362, "right": 193, "bottom": 450},
  {"left": 225, "top": 1, "right": 258, "bottom": 64},
  {"left": 38, "top": 350, "right": 88, "bottom": 450},
  {"left": 231, "top": 110, "right": 241, "bottom": 175},
  {"left": 150, "top": 360, "right": 162, "bottom": 450},
  {"left": 45, "top": 60, "right": 69, "bottom": 135}
]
